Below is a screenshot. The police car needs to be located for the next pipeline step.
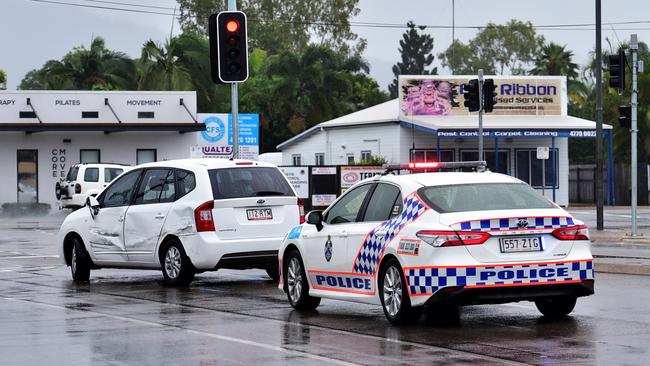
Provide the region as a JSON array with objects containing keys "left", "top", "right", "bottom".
[{"left": 278, "top": 161, "right": 594, "bottom": 324}]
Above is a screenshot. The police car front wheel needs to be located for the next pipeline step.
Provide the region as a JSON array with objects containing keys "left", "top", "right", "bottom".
[
  {"left": 285, "top": 251, "right": 320, "bottom": 310},
  {"left": 379, "top": 258, "right": 422, "bottom": 324},
  {"left": 535, "top": 296, "right": 577, "bottom": 318}
]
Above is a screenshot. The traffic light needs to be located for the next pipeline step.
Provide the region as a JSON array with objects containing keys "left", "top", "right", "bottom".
[
  {"left": 482, "top": 79, "right": 497, "bottom": 113},
  {"left": 609, "top": 48, "right": 626, "bottom": 92},
  {"left": 209, "top": 11, "right": 249, "bottom": 83},
  {"left": 463, "top": 79, "right": 480, "bottom": 112},
  {"left": 619, "top": 105, "right": 631, "bottom": 129}
]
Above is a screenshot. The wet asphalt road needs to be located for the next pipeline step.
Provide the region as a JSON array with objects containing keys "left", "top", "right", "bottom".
[{"left": 1, "top": 214, "right": 649, "bottom": 365}]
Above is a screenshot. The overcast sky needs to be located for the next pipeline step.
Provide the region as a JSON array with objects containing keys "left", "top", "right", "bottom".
[{"left": 3, "top": 0, "right": 650, "bottom": 91}]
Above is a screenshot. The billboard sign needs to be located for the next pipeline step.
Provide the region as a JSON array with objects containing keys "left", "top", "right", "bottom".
[
  {"left": 398, "top": 76, "right": 564, "bottom": 119},
  {"left": 192, "top": 113, "right": 259, "bottom": 160},
  {"left": 340, "top": 166, "right": 384, "bottom": 192}
]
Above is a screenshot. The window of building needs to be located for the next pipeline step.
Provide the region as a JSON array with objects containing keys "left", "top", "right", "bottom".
[
  {"left": 315, "top": 153, "right": 325, "bottom": 166},
  {"left": 347, "top": 154, "right": 355, "bottom": 165},
  {"left": 410, "top": 149, "right": 454, "bottom": 163},
  {"left": 80, "top": 149, "right": 100, "bottom": 163},
  {"left": 515, "top": 149, "right": 559, "bottom": 188},
  {"left": 17, "top": 150, "right": 38, "bottom": 203},
  {"left": 460, "top": 150, "right": 510, "bottom": 174},
  {"left": 292, "top": 154, "right": 302, "bottom": 166},
  {"left": 360, "top": 150, "right": 372, "bottom": 162},
  {"left": 137, "top": 149, "right": 157, "bottom": 165}
]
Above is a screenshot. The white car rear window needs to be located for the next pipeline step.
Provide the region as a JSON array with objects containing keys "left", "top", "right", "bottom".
[{"left": 209, "top": 167, "right": 294, "bottom": 199}]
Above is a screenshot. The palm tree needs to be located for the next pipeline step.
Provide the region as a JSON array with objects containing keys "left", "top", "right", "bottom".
[
  {"left": 531, "top": 43, "right": 578, "bottom": 79},
  {"left": 0, "top": 69, "right": 6, "bottom": 90},
  {"left": 137, "top": 33, "right": 215, "bottom": 109},
  {"left": 44, "top": 37, "right": 136, "bottom": 90}
]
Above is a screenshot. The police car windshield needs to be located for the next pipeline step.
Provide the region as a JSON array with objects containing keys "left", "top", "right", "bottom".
[
  {"left": 209, "top": 167, "right": 294, "bottom": 199},
  {"left": 418, "top": 183, "right": 556, "bottom": 213}
]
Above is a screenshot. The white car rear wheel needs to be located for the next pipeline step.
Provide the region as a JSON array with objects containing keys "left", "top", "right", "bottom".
[{"left": 379, "top": 258, "right": 422, "bottom": 324}]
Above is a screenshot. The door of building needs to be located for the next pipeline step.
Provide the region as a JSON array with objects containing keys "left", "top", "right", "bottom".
[{"left": 17, "top": 150, "right": 38, "bottom": 203}]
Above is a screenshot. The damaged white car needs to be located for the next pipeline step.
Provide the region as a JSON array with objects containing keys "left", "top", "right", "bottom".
[{"left": 58, "top": 159, "right": 303, "bottom": 286}]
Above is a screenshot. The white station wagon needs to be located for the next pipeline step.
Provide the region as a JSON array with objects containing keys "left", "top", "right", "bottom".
[{"left": 58, "top": 159, "right": 303, "bottom": 286}]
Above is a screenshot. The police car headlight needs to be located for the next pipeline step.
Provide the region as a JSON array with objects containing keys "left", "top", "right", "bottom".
[{"left": 416, "top": 230, "right": 490, "bottom": 247}]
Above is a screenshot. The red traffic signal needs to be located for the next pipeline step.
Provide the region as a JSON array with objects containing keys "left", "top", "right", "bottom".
[{"left": 209, "top": 11, "right": 249, "bottom": 83}]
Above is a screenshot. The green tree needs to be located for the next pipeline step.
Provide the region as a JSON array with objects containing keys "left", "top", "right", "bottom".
[
  {"left": 439, "top": 20, "right": 543, "bottom": 75},
  {"left": 239, "top": 44, "right": 385, "bottom": 152},
  {"left": 388, "top": 21, "right": 437, "bottom": 98},
  {"left": 177, "top": 0, "right": 363, "bottom": 54},
  {"left": 0, "top": 69, "right": 6, "bottom": 90},
  {"left": 138, "top": 32, "right": 216, "bottom": 111},
  {"left": 531, "top": 42, "right": 578, "bottom": 78},
  {"left": 41, "top": 37, "right": 136, "bottom": 90}
]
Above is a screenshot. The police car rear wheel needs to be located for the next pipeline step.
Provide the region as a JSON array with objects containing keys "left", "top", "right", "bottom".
[
  {"left": 285, "top": 251, "right": 320, "bottom": 310},
  {"left": 380, "top": 258, "right": 422, "bottom": 324},
  {"left": 535, "top": 296, "right": 577, "bottom": 318}
]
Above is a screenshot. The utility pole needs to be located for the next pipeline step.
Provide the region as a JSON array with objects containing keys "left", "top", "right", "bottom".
[
  {"left": 451, "top": 0, "right": 455, "bottom": 72},
  {"left": 478, "top": 69, "right": 484, "bottom": 161},
  {"left": 595, "top": 0, "right": 604, "bottom": 230},
  {"left": 228, "top": 0, "right": 240, "bottom": 159},
  {"left": 631, "top": 34, "right": 639, "bottom": 236}
]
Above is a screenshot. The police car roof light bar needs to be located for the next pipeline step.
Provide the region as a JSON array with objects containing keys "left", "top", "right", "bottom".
[{"left": 383, "top": 160, "right": 488, "bottom": 173}]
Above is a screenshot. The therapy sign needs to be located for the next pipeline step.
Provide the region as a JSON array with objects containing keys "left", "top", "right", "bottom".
[{"left": 398, "top": 76, "right": 565, "bottom": 118}]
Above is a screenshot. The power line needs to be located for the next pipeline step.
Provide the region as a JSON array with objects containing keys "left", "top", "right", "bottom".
[
  {"left": 77, "top": 0, "right": 176, "bottom": 11},
  {"left": 24, "top": 0, "right": 650, "bottom": 32}
]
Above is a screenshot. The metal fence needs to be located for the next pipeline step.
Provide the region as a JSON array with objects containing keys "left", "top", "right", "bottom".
[{"left": 569, "top": 163, "right": 648, "bottom": 205}]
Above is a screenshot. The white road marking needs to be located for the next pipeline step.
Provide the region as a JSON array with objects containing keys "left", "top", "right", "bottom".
[
  {"left": 0, "top": 255, "right": 60, "bottom": 260},
  {"left": 0, "top": 296, "right": 360, "bottom": 366}
]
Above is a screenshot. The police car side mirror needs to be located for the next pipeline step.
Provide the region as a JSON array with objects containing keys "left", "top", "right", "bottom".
[{"left": 306, "top": 210, "right": 323, "bottom": 231}]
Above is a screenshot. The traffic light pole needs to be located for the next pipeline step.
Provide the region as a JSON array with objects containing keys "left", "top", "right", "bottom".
[
  {"left": 229, "top": 0, "right": 240, "bottom": 159},
  {"left": 478, "top": 69, "right": 484, "bottom": 161},
  {"left": 595, "top": 0, "right": 604, "bottom": 231},
  {"left": 631, "top": 34, "right": 639, "bottom": 236}
]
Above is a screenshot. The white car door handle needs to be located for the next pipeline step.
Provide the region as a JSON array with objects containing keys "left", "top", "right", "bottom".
[
  {"left": 117, "top": 215, "right": 124, "bottom": 222},
  {"left": 155, "top": 214, "right": 165, "bottom": 219},
  {"left": 340, "top": 230, "right": 348, "bottom": 238},
  {"left": 375, "top": 230, "right": 387, "bottom": 237}
]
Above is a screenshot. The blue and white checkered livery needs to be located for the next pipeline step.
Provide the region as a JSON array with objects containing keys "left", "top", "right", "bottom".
[
  {"left": 406, "top": 260, "right": 594, "bottom": 296},
  {"left": 352, "top": 194, "right": 428, "bottom": 275},
  {"left": 453, "top": 216, "right": 575, "bottom": 232}
]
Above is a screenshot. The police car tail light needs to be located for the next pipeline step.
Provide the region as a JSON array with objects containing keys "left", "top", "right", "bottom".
[
  {"left": 298, "top": 198, "right": 305, "bottom": 224},
  {"left": 416, "top": 230, "right": 490, "bottom": 247},
  {"left": 194, "top": 200, "right": 215, "bottom": 232},
  {"left": 552, "top": 225, "right": 589, "bottom": 241}
]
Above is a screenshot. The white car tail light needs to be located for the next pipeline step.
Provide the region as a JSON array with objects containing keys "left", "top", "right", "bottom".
[
  {"left": 298, "top": 198, "right": 305, "bottom": 224},
  {"left": 416, "top": 230, "right": 490, "bottom": 247},
  {"left": 194, "top": 201, "right": 215, "bottom": 232},
  {"left": 552, "top": 225, "right": 590, "bottom": 241},
  {"left": 75, "top": 183, "right": 81, "bottom": 194}
]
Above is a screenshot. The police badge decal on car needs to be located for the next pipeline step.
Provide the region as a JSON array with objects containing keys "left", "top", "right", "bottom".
[{"left": 324, "top": 235, "right": 333, "bottom": 262}]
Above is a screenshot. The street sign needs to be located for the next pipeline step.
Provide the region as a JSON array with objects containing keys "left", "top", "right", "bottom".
[{"left": 537, "top": 146, "right": 550, "bottom": 160}]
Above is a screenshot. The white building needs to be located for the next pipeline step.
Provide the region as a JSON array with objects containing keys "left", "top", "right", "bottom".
[
  {"left": 277, "top": 76, "right": 614, "bottom": 207},
  {"left": 0, "top": 91, "right": 204, "bottom": 208}
]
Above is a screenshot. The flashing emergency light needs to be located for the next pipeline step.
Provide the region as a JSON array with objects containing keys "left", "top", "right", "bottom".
[{"left": 384, "top": 160, "right": 487, "bottom": 173}]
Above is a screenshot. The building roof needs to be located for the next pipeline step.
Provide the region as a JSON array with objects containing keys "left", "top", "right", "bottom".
[{"left": 277, "top": 98, "right": 611, "bottom": 150}]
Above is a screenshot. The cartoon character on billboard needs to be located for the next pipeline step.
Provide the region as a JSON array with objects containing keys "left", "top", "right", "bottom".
[
  {"left": 400, "top": 79, "right": 455, "bottom": 116},
  {"left": 401, "top": 85, "right": 423, "bottom": 115}
]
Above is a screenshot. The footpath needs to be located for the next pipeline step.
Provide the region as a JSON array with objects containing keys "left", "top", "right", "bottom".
[{"left": 589, "top": 228, "right": 650, "bottom": 276}]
